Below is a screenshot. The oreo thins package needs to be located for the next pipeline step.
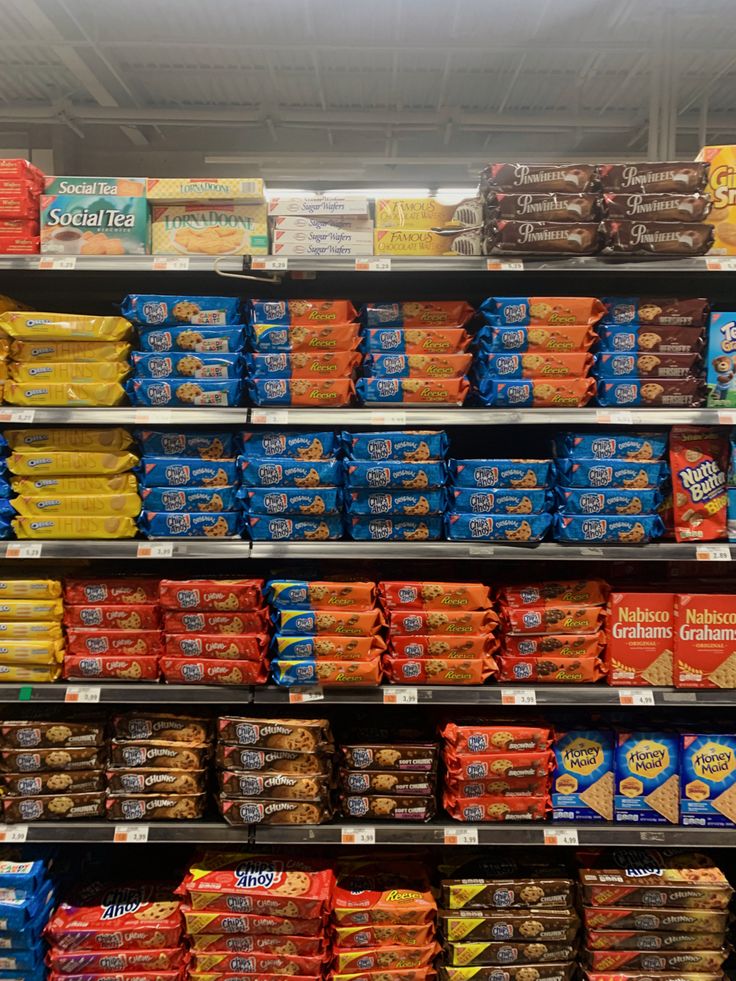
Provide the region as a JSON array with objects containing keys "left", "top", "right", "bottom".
[
  {"left": 552, "top": 729, "right": 614, "bottom": 821},
  {"left": 615, "top": 731, "right": 680, "bottom": 824}
]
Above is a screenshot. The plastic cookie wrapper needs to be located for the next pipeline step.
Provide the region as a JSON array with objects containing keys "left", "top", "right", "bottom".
[
  {"left": 504, "top": 630, "right": 606, "bottom": 659},
  {"left": 596, "top": 351, "right": 701, "bottom": 379},
  {"left": 11, "top": 491, "right": 141, "bottom": 517},
  {"left": 555, "top": 487, "right": 662, "bottom": 515},
  {"left": 121, "top": 293, "right": 241, "bottom": 327},
  {"left": 670, "top": 426, "right": 729, "bottom": 543},
  {"left": 602, "top": 219, "right": 714, "bottom": 256},
  {"left": 2, "top": 793, "right": 106, "bottom": 823},
  {"left": 0, "top": 310, "right": 132, "bottom": 340},
  {"left": 362, "top": 300, "right": 475, "bottom": 328},
  {"left": 554, "top": 433, "right": 668, "bottom": 461},
  {"left": 165, "top": 609, "right": 269, "bottom": 634},
  {"left": 477, "top": 323, "right": 597, "bottom": 353},
  {"left": 4, "top": 381, "right": 126, "bottom": 406},
  {"left": 64, "top": 602, "right": 159, "bottom": 630},
  {"left": 141, "top": 485, "right": 239, "bottom": 512},
  {"left": 443, "top": 749, "right": 553, "bottom": 786},
  {"left": 596, "top": 324, "right": 704, "bottom": 354},
  {"left": 48, "top": 949, "right": 187, "bottom": 974},
  {"left": 108, "top": 741, "right": 209, "bottom": 769},
  {"left": 379, "top": 580, "right": 491, "bottom": 611},
  {"left": 487, "top": 191, "right": 602, "bottom": 222},
  {"left": 249, "top": 297, "right": 357, "bottom": 326},
  {"left": 62, "top": 654, "right": 159, "bottom": 681},
  {"left": 64, "top": 577, "right": 158, "bottom": 604},
  {"left": 139, "top": 457, "right": 238, "bottom": 489},
  {"left": 384, "top": 656, "right": 496, "bottom": 685},
  {"left": 160, "top": 656, "right": 267, "bottom": 686},
  {"left": 356, "top": 376, "right": 470, "bottom": 405},
  {"left": 480, "top": 351, "right": 594, "bottom": 379},
  {"left": 248, "top": 376, "right": 354, "bottom": 407},
  {"left": 443, "top": 792, "right": 549, "bottom": 823},
  {"left": 0, "top": 662, "right": 61, "bottom": 683},
  {"left": 65, "top": 628, "right": 162, "bottom": 658},
  {"left": 127, "top": 377, "right": 244, "bottom": 407},
  {"left": 0, "top": 620, "right": 63, "bottom": 639},
  {"left": 361, "top": 326, "right": 471, "bottom": 354},
  {"left": 219, "top": 798, "right": 332, "bottom": 827},
  {"left": 502, "top": 602, "right": 604, "bottom": 634},
  {"left": 188, "top": 931, "right": 325, "bottom": 955},
  {"left": 242, "top": 430, "right": 339, "bottom": 460},
  {"left": 447, "top": 512, "right": 552, "bottom": 543},
  {"left": 11, "top": 474, "right": 137, "bottom": 497},
  {"left": 584, "top": 949, "right": 729, "bottom": 972},
  {"left": 111, "top": 712, "right": 210, "bottom": 743},
  {"left": 13, "top": 515, "right": 136, "bottom": 539},
  {"left": 247, "top": 322, "right": 361, "bottom": 353},
  {"left": 346, "top": 460, "right": 447, "bottom": 489},
  {"left": 339, "top": 768, "right": 436, "bottom": 796},
  {"left": 135, "top": 430, "right": 236, "bottom": 459},
  {"left": 9, "top": 361, "right": 130, "bottom": 384},
  {"left": 443, "top": 968, "right": 575, "bottom": 981},
  {"left": 266, "top": 578, "right": 376, "bottom": 610},
  {"left": 106, "top": 793, "right": 206, "bottom": 821},
  {"left": 219, "top": 772, "right": 331, "bottom": 801},
  {"left": 596, "top": 377, "right": 705, "bottom": 408},
  {"left": 159, "top": 578, "right": 264, "bottom": 611},
  {"left": 341, "top": 793, "right": 436, "bottom": 822},
  {"left": 601, "top": 295, "right": 709, "bottom": 328},
  {"left": 553, "top": 513, "right": 665, "bottom": 544},
  {"left": 243, "top": 486, "right": 343, "bottom": 515},
  {"left": 349, "top": 516, "right": 444, "bottom": 541},
  {"left": 451, "top": 487, "right": 551, "bottom": 514},
  {"left": 272, "top": 633, "right": 385, "bottom": 661},
  {"left": 450, "top": 459, "right": 552, "bottom": 489},
  {"left": 0, "top": 720, "right": 104, "bottom": 750},
  {"left": 46, "top": 885, "right": 182, "bottom": 950},
  {"left": 270, "top": 657, "right": 383, "bottom": 687},
  {"left": 331, "top": 943, "right": 440, "bottom": 973},
  {"left": 275, "top": 606, "right": 384, "bottom": 636},
  {"left": 131, "top": 351, "right": 244, "bottom": 379},
  {"left": 342, "top": 429, "right": 448, "bottom": 462},
  {"left": 346, "top": 489, "right": 447, "bottom": 516},
  {"left": 332, "top": 875, "right": 435, "bottom": 927},
  {"left": 387, "top": 608, "right": 498, "bottom": 636},
  {"left": 216, "top": 742, "right": 332, "bottom": 774},
  {"left": 440, "top": 909, "right": 580, "bottom": 944},
  {"left": 0, "top": 598, "right": 62, "bottom": 620},
  {"left": 165, "top": 632, "right": 268, "bottom": 660},
  {"left": 480, "top": 295, "right": 605, "bottom": 326},
  {"left": 240, "top": 456, "right": 341, "bottom": 487},
  {"left": 484, "top": 220, "right": 602, "bottom": 255},
  {"left": 7, "top": 426, "right": 132, "bottom": 453},
  {"left": 139, "top": 510, "right": 245, "bottom": 539},
  {"left": 247, "top": 514, "right": 343, "bottom": 541},
  {"left": 441, "top": 723, "right": 552, "bottom": 753},
  {"left": 363, "top": 352, "right": 472, "bottom": 378},
  {"left": 555, "top": 458, "right": 668, "bottom": 489},
  {"left": 189, "top": 950, "right": 326, "bottom": 976},
  {"left": 246, "top": 350, "right": 362, "bottom": 377},
  {"left": 389, "top": 633, "right": 497, "bottom": 658},
  {"left": 497, "top": 653, "right": 606, "bottom": 683},
  {"left": 476, "top": 376, "right": 596, "bottom": 408},
  {"left": 0, "top": 578, "right": 61, "bottom": 599},
  {"left": 585, "top": 908, "right": 729, "bottom": 935},
  {"left": 333, "top": 922, "right": 436, "bottom": 948},
  {"left": 9, "top": 340, "right": 132, "bottom": 363},
  {"left": 8, "top": 449, "right": 139, "bottom": 476},
  {"left": 481, "top": 163, "right": 599, "bottom": 195},
  {"left": 0, "top": 639, "right": 64, "bottom": 665},
  {"left": 137, "top": 325, "right": 246, "bottom": 353}
]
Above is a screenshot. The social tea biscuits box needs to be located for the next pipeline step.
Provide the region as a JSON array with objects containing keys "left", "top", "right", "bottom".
[
  {"left": 606, "top": 593, "right": 675, "bottom": 686},
  {"left": 681, "top": 733, "right": 736, "bottom": 826},
  {"left": 615, "top": 731, "right": 679, "bottom": 823},
  {"left": 696, "top": 145, "right": 736, "bottom": 254},
  {"left": 40, "top": 194, "right": 149, "bottom": 255},
  {"left": 706, "top": 311, "right": 736, "bottom": 406},
  {"left": 552, "top": 729, "right": 614, "bottom": 821},
  {"left": 44, "top": 176, "right": 146, "bottom": 196},
  {"left": 674, "top": 593, "right": 736, "bottom": 687}
]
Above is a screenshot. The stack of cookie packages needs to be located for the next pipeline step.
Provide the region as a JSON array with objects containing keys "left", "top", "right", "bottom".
[
  {"left": 181, "top": 850, "right": 335, "bottom": 978},
  {"left": 338, "top": 738, "right": 439, "bottom": 822},
  {"left": 553, "top": 431, "right": 668, "bottom": 545},
  {"left": 138, "top": 430, "right": 245, "bottom": 539},
  {"left": 105, "top": 712, "right": 211, "bottom": 821},
  {"left": 0, "top": 433, "right": 13, "bottom": 542},
  {"left": 62, "top": 577, "right": 161, "bottom": 682},
  {"left": 496, "top": 579, "right": 609, "bottom": 684},
  {"left": 595, "top": 297, "right": 708, "bottom": 407},
  {"left": 267, "top": 578, "right": 384, "bottom": 687},
  {"left": 123, "top": 293, "right": 246, "bottom": 407},
  {"left": 330, "top": 858, "right": 439, "bottom": 981},
  {"left": 728, "top": 432, "right": 736, "bottom": 538},
  {"left": 158, "top": 578, "right": 269, "bottom": 686},
  {"left": 0, "top": 850, "right": 55, "bottom": 981},
  {"left": 0, "top": 577, "right": 64, "bottom": 684},
  {"left": 0, "top": 718, "right": 106, "bottom": 822},
  {"left": 356, "top": 301, "right": 473, "bottom": 406},
  {"left": 7, "top": 427, "right": 139, "bottom": 540},
  {"left": 441, "top": 723, "right": 552, "bottom": 822},
  {"left": 344, "top": 430, "right": 449, "bottom": 542},
  {"left": 445, "top": 458, "right": 554, "bottom": 543},
  {"left": 241, "top": 430, "right": 344, "bottom": 542},
  {"left": 578, "top": 849, "right": 732, "bottom": 981},
  {"left": 379, "top": 579, "right": 499, "bottom": 686},
  {"left": 216, "top": 716, "right": 334, "bottom": 826},
  {"left": 0, "top": 309, "right": 131, "bottom": 407},
  {"left": 474, "top": 296, "right": 601, "bottom": 407},
  {"left": 246, "top": 299, "right": 359, "bottom": 407},
  {"left": 439, "top": 854, "right": 579, "bottom": 981}
]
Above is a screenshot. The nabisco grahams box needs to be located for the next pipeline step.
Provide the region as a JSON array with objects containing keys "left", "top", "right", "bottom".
[
  {"left": 607, "top": 593, "right": 674, "bottom": 686},
  {"left": 675, "top": 593, "right": 736, "bottom": 688}
]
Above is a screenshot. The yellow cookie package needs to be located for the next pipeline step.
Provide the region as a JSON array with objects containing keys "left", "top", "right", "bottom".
[{"left": 0, "top": 581, "right": 64, "bottom": 682}]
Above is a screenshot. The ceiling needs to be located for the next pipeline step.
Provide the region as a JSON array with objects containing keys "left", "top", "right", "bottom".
[{"left": 1, "top": 0, "right": 735, "bottom": 186}]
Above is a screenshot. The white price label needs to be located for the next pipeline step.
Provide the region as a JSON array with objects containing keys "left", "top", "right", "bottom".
[
  {"left": 368, "top": 411, "right": 407, "bottom": 425},
  {"left": 341, "top": 826, "right": 376, "bottom": 845},
  {"left": 696, "top": 545, "right": 732, "bottom": 561},
  {"left": 133, "top": 409, "right": 173, "bottom": 425},
  {"left": 0, "top": 825, "right": 27, "bottom": 843},
  {"left": 618, "top": 689, "right": 655, "bottom": 706},
  {"left": 468, "top": 545, "right": 495, "bottom": 557},
  {"left": 501, "top": 688, "right": 537, "bottom": 705},
  {"left": 5, "top": 544, "right": 42, "bottom": 559},
  {"left": 136, "top": 543, "right": 174, "bottom": 558},
  {"left": 544, "top": 828, "right": 579, "bottom": 846},
  {"left": 443, "top": 826, "right": 479, "bottom": 845},
  {"left": 596, "top": 410, "right": 635, "bottom": 424},
  {"left": 251, "top": 410, "right": 289, "bottom": 424},
  {"left": 113, "top": 825, "right": 149, "bottom": 843},
  {"left": 486, "top": 260, "right": 524, "bottom": 271},
  {"left": 252, "top": 256, "right": 288, "bottom": 270},
  {"left": 383, "top": 687, "right": 418, "bottom": 704},
  {"left": 151, "top": 256, "right": 189, "bottom": 271},
  {"left": 65, "top": 686, "right": 101, "bottom": 704},
  {"left": 355, "top": 257, "right": 391, "bottom": 271},
  {"left": 289, "top": 686, "right": 325, "bottom": 703},
  {"left": 0, "top": 409, "right": 34, "bottom": 423},
  {"left": 38, "top": 256, "right": 76, "bottom": 270},
  {"left": 718, "top": 411, "right": 736, "bottom": 425},
  {"left": 706, "top": 257, "right": 736, "bottom": 271}
]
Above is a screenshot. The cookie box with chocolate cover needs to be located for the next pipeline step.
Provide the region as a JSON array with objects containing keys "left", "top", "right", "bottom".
[
  {"left": 164, "top": 633, "right": 267, "bottom": 660},
  {"left": 356, "top": 376, "right": 470, "bottom": 405},
  {"left": 477, "top": 324, "right": 597, "bottom": 354},
  {"left": 446, "top": 514, "right": 552, "bottom": 543},
  {"left": 680, "top": 733, "right": 736, "bottom": 827},
  {"left": 121, "top": 294, "right": 241, "bottom": 326},
  {"left": 219, "top": 770, "right": 330, "bottom": 800},
  {"left": 62, "top": 654, "right": 159, "bottom": 681},
  {"left": 476, "top": 377, "right": 597, "bottom": 408},
  {"left": 555, "top": 459, "right": 667, "bottom": 489},
  {"left": 440, "top": 909, "right": 579, "bottom": 944},
  {"left": 332, "top": 943, "right": 440, "bottom": 972},
  {"left": 128, "top": 377, "right": 244, "bottom": 407},
  {"left": 160, "top": 657, "right": 267, "bottom": 686},
  {"left": 597, "top": 353, "right": 701, "bottom": 380},
  {"left": 239, "top": 457, "right": 341, "bottom": 488},
  {"left": 131, "top": 352, "right": 244, "bottom": 379},
  {"left": 190, "top": 950, "right": 325, "bottom": 975},
  {"left": 137, "top": 325, "right": 246, "bottom": 353},
  {"left": 597, "top": 378, "right": 705, "bottom": 408},
  {"left": 139, "top": 458, "right": 238, "bottom": 488},
  {"left": 243, "top": 486, "right": 342, "bottom": 515},
  {"left": 267, "top": 579, "right": 375, "bottom": 610},
  {"left": 442, "top": 967, "right": 576, "bottom": 981},
  {"left": 480, "top": 352, "right": 594, "bottom": 379},
  {"left": 247, "top": 322, "right": 361, "bottom": 354},
  {"left": 443, "top": 794, "right": 548, "bottom": 822},
  {"left": 584, "top": 950, "right": 729, "bottom": 972},
  {"left": 339, "top": 768, "right": 435, "bottom": 795},
  {"left": 242, "top": 431, "right": 338, "bottom": 460},
  {"left": 248, "top": 515, "right": 343, "bottom": 541},
  {"left": 106, "top": 769, "right": 206, "bottom": 796},
  {"left": 596, "top": 325, "right": 705, "bottom": 354},
  {"left": 361, "top": 327, "right": 471, "bottom": 355},
  {"left": 0, "top": 720, "right": 104, "bottom": 749},
  {"left": 48, "top": 948, "right": 187, "bottom": 973},
  {"left": 217, "top": 717, "right": 332, "bottom": 751},
  {"left": 555, "top": 488, "right": 661, "bottom": 515},
  {"left": 552, "top": 729, "right": 614, "bottom": 821},
  {"left": 106, "top": 793, "right": 206, "bottom": 821},
  {"left": 141, "top": 485, "right": 239, "bottom": 513}
]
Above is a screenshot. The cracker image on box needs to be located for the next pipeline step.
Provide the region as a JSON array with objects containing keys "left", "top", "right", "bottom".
[
  {"left": 615, "top": 731, "right": 680, "bottom": 823},
  {"left": 552, "top": 729, "right": 614, "bottom": 820},
  {"left": 681, "top": 733, "right": 736, "bottom": 826}
]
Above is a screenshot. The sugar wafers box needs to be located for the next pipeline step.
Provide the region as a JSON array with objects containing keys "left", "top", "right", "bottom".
[
  {"left": 680, "top": 733, "right": 736, "bottom": 826},
  {"left": 614, "top": 731, "right": 680, "bottom": 824},
  {"left": 606, "top": 593, "right": 674, "bottom": 687}
]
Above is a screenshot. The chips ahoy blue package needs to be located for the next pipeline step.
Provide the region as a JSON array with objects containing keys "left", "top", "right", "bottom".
[
  {"left": 555, "top": 458, "right": 667, "bottom": 489},
  {"left": 476, "top": 376, "right": 596, "bottom": 407},
  {"left": 363, "top": 353, "right": 471, "bottom": 378},
  {"left": 480, "top": 296, "right": 605, "bottom": 326},
  {"left": 135, "top": 430, "right": 235, "bottom": 459},
  {"left": 137, "top": 326, "right": 246, "bottom": 353},
  {"left": 241, "top": 431, "right": 338, "bottom": 460},
  {"left": 140, "top": 486, "right": 239, "bottom": 512},
  {"left": 139, "top": 458, "right": 238, "bottom": 488},
  {"left": 139, "top": 511, "right": 244, "bottom": 538},
  {"left": 121, "top": 294, "right": 241, "bottom": 326},
  {"left": 552, "top": 729, "right": 614, "bottom": 821},
  {"left": 131, "top": 352, "right": 243, "bottom": 379},
  {"left": 346, "top": 489, "right": 446, "bottom": 516},
  {"left": 243, "top": 487, "right": 342, "bottom": 515},
  {"left": 553, "top": 513, "right": 664, "bottom": 543},
  {"left": 127, "top": 378, "right": 243, "bottom": 407},
  {"left": 450, "top": 459, "right": 552, "bottom": 489},
  {"left": 0, "top": 857, "right": 49, "bottom": 899},
  {"left": 240, "top": 457, "right": 342, "bottom": 488},
  {"left": 556, "top": 487, "right": 662, "bottom": 515},
  {"left": 267, "top": 578, "right": 375, "bottom": 610},
  {"left": 247, "top": 515, "right": 342, "bottom": 540},
  {"left": 445, "top": 513, "right": 551, "bottom": 542},
  {"left": 615, "top": 730, "right": 680, "bottom": 824},
  {"left": 348, "top": 516, "right": 443, "bottom": 541},
  {"left": 342, "top": 430, "right": 448, "bottom": 462},
  {"left": 249, "top": 298, "right": 357, "bottom": 325},
  {"left": 361, "top": 327, "right": 470, "bottom": 355},
  {"left": 554, "top": 432, "right": 667, "bottom": 461},
  {"left": 346, "top": 461, "right": 446, "bottom": 490},
  {"left": 450, "top": 488, "right": 551, "bottom": 514},
  {"left": 0, "top": 881, "right": 54, "bottom": 930}
]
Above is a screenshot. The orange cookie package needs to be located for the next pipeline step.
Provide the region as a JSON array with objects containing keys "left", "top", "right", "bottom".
[
  {"left": 523, "top": 296, "right": 606, "bottom": 325},
  {"left": 250, "top": 299, "right": 358, "bottom": 326},
  {"left": 502, "top": 603, "right": 605, "bottom": 635},
  {"left": 503, "top": 631, "right": 606, "bottom": 658},
  {"left": 392, "top": 327, "right": 471, "bottom": 354},
  {"left": 285, "top": 378, "right": 355, "bottom": 406},
  {"left": 496, "top": 654, "right": 606, "bottom": 683},
  {"left": 389, "top": 634, "right": 497, "bottom": 658},
  {"left": 670, "top": 426, "right": 728, "bottom": 542},
  {"left": 387, "top": 609, "right": 499, "bottom": 636},
  {"left": 443, "top": 792, "right": 549, "bottom": 822},
  {"left": 498, "top": 579, "right": 610, "bottom": 608},
  {"left": 379, "top": 581, "right": 492, "bottom": 611},
  {"left": 383, "top": 657, "right": 496, "bottom": 685}
]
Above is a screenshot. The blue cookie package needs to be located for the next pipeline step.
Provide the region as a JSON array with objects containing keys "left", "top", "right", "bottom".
[
  {"left": 342, "top": 430, "right": 448, "bottom": 462},
  {"left": 348, "top": 516, "right": 443, "bottom": 540},
  {"left": 272, "top": 635, "right": 338, "bottom": 659},
  {"left": 241, "top": 432, "right": 338, "bottom": 460},
  {"left": 0, "top": 952, "right": 43, "bottom": 972},
  {"left": 554, "top": 513, "right": 664, "bottom": 543},
  {"left": 595, "top": 353, "right": 700, "bottom": 378},
  {"left": 450, "top": 488, "right": 551, "bottom": 514},
  {"left": 556, "top": 487, "right": 662, "bottom": 515},
  {"left": 240, "top": 457, "right": 342, "bottom": 488},
  {"left": 445, "top": 512, "right": 552, "bottom": 542},
  {"left": 0, "top": 517, "right": 13, "bottom": 540},
  {"left": 266, "top": 580, "right": 316, "bottom": 609},
  {"left": 139, "top": 511, "right": 244, "bottom": 538},
  {"left": 270, "top": 659, "right": 320, "bottom": 687},
  {"left": 600, "top": 297, "right": 708, "bottom": 327},
  {"left": 476, "top": 325, "right": 534, "bottom": 353},
  {"left": 450, "top": 459, "right": 552, "bottom": 489},
  {"left": 127, "top": 378, "right": 243, "bottom": 407},
  {"left": 243, "top": 487, "right": 342, "bottom": 515},
  {"left": 360, "top": 328, "right": 418, "bottom": 353},
  {"left": 140, "top": 486, "right": 239, "bottom": 513},
  {"left": 346, "top": 461, "right": 446, "bottom": 489},
  {"left": 554, "top": 432, "right": 667, "bottom": 461},
  {"left": 121, "top": 294, "right": 241, "bottom": 327},
  {"left": 346, "top": 489, "right": 446, "bottom": 516},
  {"left": 0, "top": 858, "right": 48, "bottom": 898},
  {"left": 139, "top": 458, "right": 238, "bottom": 488},
  {"left": 479, "top": 297, "right": 535, "bottom": 325},
  {"left": 247, "top": 515, "right": 343, "bottom": 540},
  {"left": 0, "top": 881, "right": 54, "bottom": 931},
  {"left": 135, "top": 431, "right": 235, "bottom": 459},
  {"left": 355, "top": 377, "right": 467, "bottom": 404},
  {"left": 131, "top": 352, "right": 243, "bottom": 379},
  {"left": 555, "top": 458, "right": 667, "bottom": 489},
  {"left": 136, "top": 326, "right": 246, "bottom": 353}
]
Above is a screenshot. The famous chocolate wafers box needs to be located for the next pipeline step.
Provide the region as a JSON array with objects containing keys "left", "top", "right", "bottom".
[
  {"left": 674, "top": 594, "right": 736, "bottom": 688},
  {"left": 552, "top": 729, "right": 614, "bottom": 821},
  {"left": 606, "top": 593, "right": 674, "bottom": 686},
  {"left": 680, "top": 733, "right": 736, "bottom": 827},
  {"left": 614, "top": 731, "right": 680, "bottom": 824}
]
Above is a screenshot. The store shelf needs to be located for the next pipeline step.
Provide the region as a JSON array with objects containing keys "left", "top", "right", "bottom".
[
  {"left": 0, "top": 540, "right": 253, "bottom": 559},
  {"left": 0, "top": 408, "right": 250, "bottom": 425},
  {"left": 0, "top": 683, "right": 253, "bottom": 704},
  {"left": 3, "top": 821, "right": 251, "bottom": 844}
]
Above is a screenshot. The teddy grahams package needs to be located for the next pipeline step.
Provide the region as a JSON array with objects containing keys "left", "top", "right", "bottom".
[
  {"left": 614, "top": 730, "right": 680, "bottom": 824},
  {"left": 606, "top": 592, "right": 675, "bottom": 686},
  {"left": 552, "top": 729, "right": 614, "bottom": 821},
  {"left": 674, "top": 593, "right": 736, "bottom": 688},
  {"left": 680, "top": 732, "right": 736, "bottom": 826}
]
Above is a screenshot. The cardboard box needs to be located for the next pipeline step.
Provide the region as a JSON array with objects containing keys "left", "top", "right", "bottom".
[
  {"left": 271, "top": 228, "right": 374, "bottom": 247},
  {"left": 268, "top": 195, "right": 369, "bottom": 217},
  {"left": 44, "top": 177, "right": 146, "bottom": 196},
  {"left": 606, "top": 592, "right": 674, "bottom": 686},
  {"left": 146, "top": 177, "right": 264, "bottom": 203},
  {"left": 375, "top": 197, "right": 482, "bottom": 229},
  {"left": 674, "top": 593, "right": 736, "bottom": 688},
  {"left": 551, "top": 729, "right": 614, "bottom": 821},
  {"left": 150, "top": 203, "right": 268, "bottom": 256},
  {"left": 374, "top": 228, "right": 481, "bottom": 256},
  {"left": 614, "top": 730, "right": 679, "bottom": 823},
  {"left": 271, "top": 241, "right": 370, "bottom": 257},
  {"left": 706, "top": 311, "right": 736, "bottom": 406},
  {"left": 270, "top": 216, "right": 374, "bottom": 232},
  {"left": 696, "top": 145, "right": 736, "bottom": 254},
  {"left": 40, "top": 194, "right": 149, "bottom": 255},
  {"left": 681, "top": 732, "right": 736, "bottom": 826}
]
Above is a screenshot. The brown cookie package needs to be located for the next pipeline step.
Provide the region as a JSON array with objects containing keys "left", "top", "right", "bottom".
[
  {"left": 338, "top": 740, "right": 439, "bottom": 822},
  {"left": 106, "top": 711, "right": 212, "bottom": 821},
  {"left": 217, "top": 714, "right": 335, "bottom": 825}
]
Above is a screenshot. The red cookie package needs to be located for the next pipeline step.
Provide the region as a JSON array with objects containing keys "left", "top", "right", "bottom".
[{"left": 670, "top": 426, "right": 728, "bottom": 542}]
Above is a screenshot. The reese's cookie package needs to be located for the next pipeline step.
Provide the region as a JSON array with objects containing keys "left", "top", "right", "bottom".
[{"left": 0, "top": 577, "right": 64, "bottom": 684}]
